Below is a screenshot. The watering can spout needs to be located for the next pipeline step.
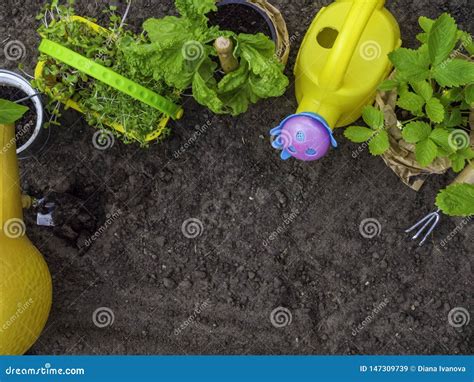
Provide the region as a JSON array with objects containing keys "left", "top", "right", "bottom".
[{"left": 0, "top": 124, "right": 23, "bottom": 231}]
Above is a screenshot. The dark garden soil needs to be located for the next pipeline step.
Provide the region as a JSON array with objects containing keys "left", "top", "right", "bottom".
[
  {"left": 208, "top": 3, "right": 273, "bottom": 37},
  {"left": 0, "top": 85, "right": 36, "bottom": 147},
  {"left": 1, "top": 0, "right": 472, "bottom": 355}
]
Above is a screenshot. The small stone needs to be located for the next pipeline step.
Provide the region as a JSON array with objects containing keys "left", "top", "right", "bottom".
[
  {"left": 179, "top": 280, "right": 192, "bottom": 289},
  {"left": 275, "top": 190, "right": 287, "bottom": 206},
  {"left": 156, "top": 236, "right": 165, "bottom": 247},
  {"left": 248, "top": 271, "right": 256, "bottom": 280},
  {"left": 163, "top": 278, "right": 176, "bottom": 289},
  {"left": 380, "top": 260, "right": 388, "bottom": 268},
  {"left": 273, "top": 277, "right": 282, "bottom": 288},
  {"left": 194, "top": 271, "right": 207, "bottom": 279}
]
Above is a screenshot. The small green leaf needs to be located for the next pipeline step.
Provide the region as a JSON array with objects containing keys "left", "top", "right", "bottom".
[
  {"left": 430, "top": 127, "right": 455, "bottom": 153},
  {"left": 449, "top": 153, "right": 466, "bottom": 172},
  {"left": 378, "top": 79, "right": 399, "bottom": 91},
  {"left": 459, "top": 147, "right": 474, "bottom": 160},
  {"left": 425, "top": 97, "right": 445, "bottom": 123},
  {"left": 415, "top": 138, "right": 438, "bottom": 167},
  {"left": 459, "top": 31, "right": 474, "bottom": 55},
  {"left": 428, "top": 13, "right": 458, "bottom": 65},
  {"left": 436, "top": 183, "right": 474, "bottom": 217},
  {"left": 402, "top": 121, "right": 432, "bottom": 143},
  {"left": 419, "top": 16, "right": 434, "bottom": 32},
  {"left": 368, "top": 130, "right": 390, "bottom": 155},
  {"left": 411, "top": 80, "right": 433, "bottom": 101},
  {"left": 0, "top": 99, "right": 29, "bottom": 125},
  {"left": 416, "top": 33, "right": 428, "bottom": 44},
  {"left": 432, "top": 59, "right": 474, "bottom": 87},
  {"left": 362, "top": 105, "right": 385, "bottom": 130},
  {"left": 388, "top": 47, "right": 430, "bottom": 82},
  {"left": 344, "top": 126, "right": 375, "bottom": 143},
  {"left": 397, "top": 92, "right": 426, "bottom": 115},
  {"left": 437, "top": 146, "right": 451, "bottom": 157}
]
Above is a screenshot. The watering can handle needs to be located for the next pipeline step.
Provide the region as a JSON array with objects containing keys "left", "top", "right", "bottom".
[{"left": 319, "top": 0, "right": 384, "bottom": 91}]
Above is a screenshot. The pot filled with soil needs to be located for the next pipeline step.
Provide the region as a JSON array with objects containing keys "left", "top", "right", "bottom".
[
  {"left": 208, "top": 0, "right": 290, "bottom": 64},
  {"left": 0, "top": 69, "right": 48, "bottom": 160}
]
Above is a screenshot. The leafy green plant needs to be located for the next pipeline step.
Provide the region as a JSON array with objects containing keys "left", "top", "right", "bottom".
[
  {"left": 33, "top": 1, "right": 180, "bottom": 145},
  {"left": 0, "top": 99, "right": 28, "bottom": 125},
  {"left": 436, "top": 183, "right": 474, "bottom": 217},
  {"left": 122, "top": 0, "right": 289, "bottom": 116},
  {"left": 345, "top": 13, "right": 474, "bottom": 171}
]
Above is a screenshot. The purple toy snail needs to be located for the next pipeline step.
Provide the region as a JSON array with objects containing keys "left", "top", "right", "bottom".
[{"left": 270, "top": 113, "right": 337, "bottom": 161}]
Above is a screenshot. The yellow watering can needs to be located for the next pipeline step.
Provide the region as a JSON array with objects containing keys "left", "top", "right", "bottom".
[
  {"left": 0, "top": 121, "right": 52, "bottom": 354},
  {"left": 271, "top": 0, "right": 401, "bottom": 161}
]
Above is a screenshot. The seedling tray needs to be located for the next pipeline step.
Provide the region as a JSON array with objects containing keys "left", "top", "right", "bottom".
[{"left": 34, "top": 16, "right": 183, "bottom": 143}]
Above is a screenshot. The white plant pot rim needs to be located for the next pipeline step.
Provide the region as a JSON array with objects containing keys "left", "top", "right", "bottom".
[{"left": 0, "top": 69, "right": 44, "bottom": 155}]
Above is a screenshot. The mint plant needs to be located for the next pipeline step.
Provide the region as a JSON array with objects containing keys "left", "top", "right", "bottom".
[{"left": 345, "top": 13, "right": 474, "bottom": 172}]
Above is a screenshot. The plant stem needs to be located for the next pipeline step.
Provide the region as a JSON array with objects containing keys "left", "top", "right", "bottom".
[{"left": 214, "top": 37, "right": 239, "bottom": 74}]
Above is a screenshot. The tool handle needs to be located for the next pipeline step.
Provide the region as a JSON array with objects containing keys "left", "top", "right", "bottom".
[
  {"left": 38, "top": 39, "right": 183, "bottom": 120},
  {"left": 319, "top": 0, "right": 383, "bottom": 91},
  {"left": 452, "top": 163, "right": 474, "bottom": 185},
  {"left": 0, "top": 123, "right": 24, "bottom": 229}
]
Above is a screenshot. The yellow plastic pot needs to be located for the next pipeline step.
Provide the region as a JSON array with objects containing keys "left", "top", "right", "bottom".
[{"left": 0, "top": 122, "right": 52, "bottom": 355}]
